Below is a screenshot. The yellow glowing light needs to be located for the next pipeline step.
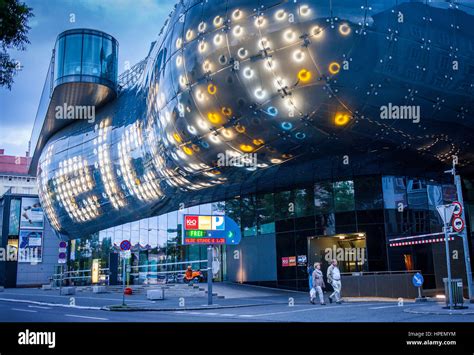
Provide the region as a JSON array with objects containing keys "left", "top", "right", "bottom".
[
  {"left": 207, "top": 84, "right": 217, "bottom": 95},
  {"left": 221, "top": 107, "right": 232, "bottom": 116},
  {"left": 235, "top": 124, "right": 246, "bottom": 133},
  {"left": 208, "top": 112, "right": 222, "bottom": 124},
  {"left": 334, "top": 113, "right": 351, "bottom": 126},
  {"left": 339, "top": 23, "right": 351, "bottom": 36},
  {"left": 173, "top": 133, "right": 182, "bottom": 143},
  {"left": 213, "top": 16, "right": 224, "bottom": 27},
  {"left": 298, "top": 69, "right": 312, "bottom": 82},
  {"left": 329, "top": 62, "right": 341, "bottom": 74},
  {"left": 183, "top": 146, "right": 193, "bottom": 155},
  {"left": 253, "top": 138, "right": 264, "bottom": 146},
  {"left": 240, "top": 144, "right": 254, "bottom": 152}
]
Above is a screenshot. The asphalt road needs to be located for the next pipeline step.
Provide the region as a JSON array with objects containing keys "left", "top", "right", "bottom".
[{"left": 0, "top": 299, "right": 472, "bottom": 323}]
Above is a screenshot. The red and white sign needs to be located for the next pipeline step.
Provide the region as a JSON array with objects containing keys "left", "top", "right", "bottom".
[
  {"left": 288, "top": 256, "right": 297, "bottom": 267},
  {"left": 185, "top": 216, "right": 199, "bottom": 230},
  {"left": 452, "top": 201, "right": 462, "bottom": 217},
  {"left": 452, "top": 217, "right": 465, "bottom": 232},
  {"left": 282, "top": 257, "right": 289, "bottom": 267}
]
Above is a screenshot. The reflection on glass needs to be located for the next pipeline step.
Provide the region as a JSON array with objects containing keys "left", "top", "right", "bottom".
[
  {"left": 333, "top": 181, "right": 355, "bottom": 212},
  {"left": 294, "top": 188, "right": 314, "bottom": 217},
  {"left": 382, "top": 176, "right": 407, "bottom": 209},
  {"left": 63, "top": 34, "right": 83, "bottom": 76},
  {"left": 407, "top": 178, "right": 428, "bottom": 210},
  {"left": 314, "top": 182, "right": 333, "bottom": 214}
]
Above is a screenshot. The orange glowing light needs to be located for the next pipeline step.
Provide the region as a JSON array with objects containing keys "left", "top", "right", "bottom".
[
  {"left": 253, "top": 138, "right": 264, "bottom": 146},
  {"left": 329, "top": 62, "right": 341, "bottom": 75},
  {"left": 298, "top": 69, "right": 312, "bottom": 82},
  {"left": 207, "top": 84, "right": 217, "bottom": 95},
  {"left": 334, "top": 113, "right": 351, "bottom": 126}
]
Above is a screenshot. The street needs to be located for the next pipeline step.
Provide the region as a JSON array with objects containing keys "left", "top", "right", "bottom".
[{"left": 0, "top": 299, "right": 472, "bottom": 323}]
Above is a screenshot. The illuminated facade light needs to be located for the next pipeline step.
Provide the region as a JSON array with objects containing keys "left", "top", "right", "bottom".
[
  {"left": 232, "top": 9, "right": 242, "bottom": 20},
  {"left": 275, "top": 9, "right": 287, "bottom": 21},
  {"left": 329, "top": 62, "right": 341, "bottom": 74},
  {"left": 334, "top": 112, "right": 351, "bottom": 126},
  {"left": 300, "top": 5, "right": 311, "bottom": 16},
  {"left": 298, "top": 69, "right": 312, "bottom": 82},
  {"left": 339, "top": 23, "right": 351, "bottom": 36},
  {"left": 213, "top": 15, "right": 224, "bottom": 27},
  {"left": 293, "top": 49, "right": 305, "bottom": 62},
  {"left": 207, "top": 83, "right": 217, "bottom": 95}
]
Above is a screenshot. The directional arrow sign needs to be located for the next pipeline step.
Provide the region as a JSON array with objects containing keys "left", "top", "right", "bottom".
[{"left": 436, "top": 204, "right": 456, "bottom": 225}]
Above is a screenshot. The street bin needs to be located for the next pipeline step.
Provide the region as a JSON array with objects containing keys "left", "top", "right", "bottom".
[{"left": 442, "top": 278, "right": 464, "bottom": 308}]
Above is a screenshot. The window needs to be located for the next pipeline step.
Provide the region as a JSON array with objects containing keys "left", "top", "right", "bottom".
[
  {"left": 333, "top": 181, "right": 355, "bottom": 212},
  {"left": 314, "top": 182, "right": 333, "bottom": 214},
  {"left": 354, "top": 176, "right": 383, "bottom": 210},
  {"left": 382, "top": 176, "right": 407, "bottom": 209},
  {"left": 63, "top": 34, "right": 83, "bottom": 76},
  {"left": 294, "top": 188, "right": 314, "bottom": 217}
]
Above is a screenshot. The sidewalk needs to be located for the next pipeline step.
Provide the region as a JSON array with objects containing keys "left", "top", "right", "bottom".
[{"left": 0, "top": 283, "right": 416, "bottom": 312}]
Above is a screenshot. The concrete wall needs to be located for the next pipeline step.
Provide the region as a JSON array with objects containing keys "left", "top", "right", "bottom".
[
  {"left": 16, "top": 219, "right": 59, "bottom": 286},
  {"left": 226, "top": 233, "right": 277, "bottom": 283}
]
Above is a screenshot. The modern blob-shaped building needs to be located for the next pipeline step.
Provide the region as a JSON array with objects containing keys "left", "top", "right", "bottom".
[{"left": 31, "top": 0, "right": 474, "bottom": 246}]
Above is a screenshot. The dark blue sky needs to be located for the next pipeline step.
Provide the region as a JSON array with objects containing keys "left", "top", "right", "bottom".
[{"left": 0, "top": 0, "right": 175, "bottom": 157}]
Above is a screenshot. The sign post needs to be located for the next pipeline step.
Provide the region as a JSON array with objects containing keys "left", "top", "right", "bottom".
[
  {"left": 412, "top": 272, "right": 424, "bottom": 301},
  {"left": 207, "top": 245, "right": 213, "bottom": 306},
  {"left": 119, "top": 240, "right": 131, "bottom": 307},
  {"left": 436, "top": 204, "right": 455, "bottom": 310}
]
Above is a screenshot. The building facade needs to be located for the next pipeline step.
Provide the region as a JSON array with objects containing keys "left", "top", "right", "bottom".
[{"left": 28, "top": 1, "right": 474, "bottom": 294}]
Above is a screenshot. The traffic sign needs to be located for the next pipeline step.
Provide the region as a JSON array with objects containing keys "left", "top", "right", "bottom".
[
  {"left": 452, "top": 217, "right": 465, "bottom": 232},
  {"left": 436, "top": 204, "right": 455, "bottom": 225},
  {"left": 452, "top": 201, "right": 462, "bottom": 217},
  {"left": 412, "top": 272, "right": 424, "bottom": 287},
  {"left": 120, "top": 240, "right": 131, "bottom": 251}
]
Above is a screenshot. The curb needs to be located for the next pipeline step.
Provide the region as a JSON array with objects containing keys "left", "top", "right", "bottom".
[
  {"left": 0, "top": 297, "right": 102, "bottom": 310},
  {"left": 103, "top": 301, "right": 289, "bottom": 312},
  {"left": 403, "top": 307, "right": 474, "bottom": 316}
]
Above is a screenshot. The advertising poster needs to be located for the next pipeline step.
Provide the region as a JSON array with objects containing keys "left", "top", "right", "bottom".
[
  {"left": 20, "top": 197, "right": 44, "bottom": 230},
  {"left": 18, "top": 230, "right": 43, "bottom": 263}
]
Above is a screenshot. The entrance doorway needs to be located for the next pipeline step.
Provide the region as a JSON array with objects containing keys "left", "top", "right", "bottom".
[{"left": 307, "top": 233, "right": 368, "bottom": 273}]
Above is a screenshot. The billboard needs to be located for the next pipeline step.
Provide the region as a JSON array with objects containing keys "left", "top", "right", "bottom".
[
  {"left": 20, "top": 197, "right": 44, "bottom": 230},
  {"left": 18, "top": 230, "right": 43, "bottom": 263},
  {"left": 183, "top": 215, "right": 240, "bottom": 245}
]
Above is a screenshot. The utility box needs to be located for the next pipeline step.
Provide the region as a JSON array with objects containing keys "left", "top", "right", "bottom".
[
  {"left": 147, "top": 288, "right": 165, "bottom": 300},
  {"left": 443, "top": 278, "right": 464, "bottom": 308}
]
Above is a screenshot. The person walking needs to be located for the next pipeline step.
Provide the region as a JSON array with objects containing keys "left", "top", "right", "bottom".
[
  {"left": 327, "top": 259, "right": 342, "bottom": 304},
  {"left": 307, "top": 262, "right": 314, "bottom": 303},
  {"left": 311, "top": 262, "right": 326, "bottom": 305}
]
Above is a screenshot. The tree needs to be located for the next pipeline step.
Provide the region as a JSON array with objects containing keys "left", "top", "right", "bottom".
[{"left": 0, "top": 0, "right": 33, "bottom": 90}]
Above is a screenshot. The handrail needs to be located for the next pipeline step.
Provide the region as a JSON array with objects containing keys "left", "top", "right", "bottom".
[
  {"left": 130, "top": 259, "right": 207, "bottom": 270},
  {"left": 341, "top": 270, "right": 421, "bottom": 276}
]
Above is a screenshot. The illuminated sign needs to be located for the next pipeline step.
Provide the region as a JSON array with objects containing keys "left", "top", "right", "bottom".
[
  {"left": 183, "top": 215, "right": 240, "bottom": 245},
  {"left": 184, "top": 215, "right": 225, "bottom": 231},
  {"left": 92, "top": 259, "right": 100, "bottom": 284}
]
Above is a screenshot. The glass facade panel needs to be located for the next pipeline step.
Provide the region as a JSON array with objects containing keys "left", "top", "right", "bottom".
[
  {"left": 407, "top": 178, "right": 428, "bottom": 210},
  {"left": 354, "top": 176, "right": 383, "bottom": 210},
  {"left": 63, "top": 34, "right": 83, "bottom": 77},
  {"left": 333, "top": 181, "right": 355, "bottom": 212},
  {"left": 54, "top": 36, "right": 65, "bottom": 79},
  {"left": 314, "top": 181, "right": 334, "bottom": 215},
  {"left": 382, "top": 176, "right": 407, "bottom": 209},
  {"left": 257, "top": 193, "right": 275, "bottom": 235},
  {"left": 274, "top": 191, "right": 294, "bottom": 220},
  {"left": 294, "top": 188, "right": 314, "bottom": 217},
  {"left": 82, "top": 34, "right": 102, "bottom": 77}
]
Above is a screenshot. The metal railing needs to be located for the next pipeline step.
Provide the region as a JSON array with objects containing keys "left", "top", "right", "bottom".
[{"left": 51, "top": 268, "right": 110, "bottom": 288}]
